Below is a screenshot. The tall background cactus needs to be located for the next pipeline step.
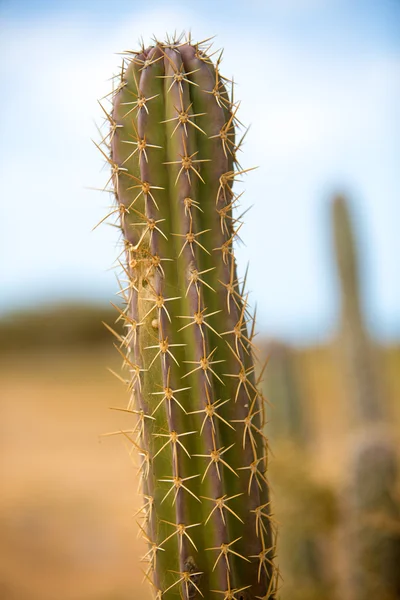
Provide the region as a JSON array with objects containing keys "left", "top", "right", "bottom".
[
  {"left": 263, "top": 341, "right": 337, "bottom": 600},
  {"left": 332, "top": 194, "right": 400, "bottom": 600},
  {"left": 346, "top": 431, "right": 400, "bottom": 600},
  {"left": 332, "top": 194, "right": 384, "bottom": 424},
  {"left": 100, "top": 35, "right": 277, "bottom": 599},
  {"left": 263, "top": 342, "right": 309, "bottom": 446}
]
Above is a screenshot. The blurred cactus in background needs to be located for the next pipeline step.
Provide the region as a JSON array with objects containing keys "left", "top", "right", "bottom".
[
  {"left": 100, "top": 34, "right": 277, "bottom": 599},
  {"left": 263, "top": 342, "right": 337, "bottom": 600},
  {"left": 331, "top": 194, "right": 400, "bottom": 600},
  {"left": 346, "top": 431, "right": 400, "bottom": 600},
  {"left": 264, "top": 342, "right": 309, "bottom": 446},
  {"left": 332, "top": 194, "right": 383, "bottom": 424},
  {"left": 269, "top": 450, "right": 337, "bottom": 600}
]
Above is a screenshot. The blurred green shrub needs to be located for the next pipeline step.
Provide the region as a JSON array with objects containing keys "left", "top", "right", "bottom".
[{"left": 0, "top": 303, "right": 121, "bottom": 353}]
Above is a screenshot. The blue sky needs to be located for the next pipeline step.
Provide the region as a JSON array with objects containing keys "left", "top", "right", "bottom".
[{"left": 0, "top": 0, "right": 399, "bottom": 342}]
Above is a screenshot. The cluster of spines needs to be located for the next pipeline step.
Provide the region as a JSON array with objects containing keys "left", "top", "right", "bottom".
[{"left": 96, "top": 33, "right": 279, "bottom": 599}]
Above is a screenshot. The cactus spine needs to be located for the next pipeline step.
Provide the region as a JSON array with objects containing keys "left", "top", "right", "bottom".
[{"left": 100, "top": 35, "right": 277, "bottom": 599}]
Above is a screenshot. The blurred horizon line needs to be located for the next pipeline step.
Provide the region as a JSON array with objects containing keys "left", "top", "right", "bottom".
[{"left": 1, "top": 294, "right": 399, "bottom": 346}]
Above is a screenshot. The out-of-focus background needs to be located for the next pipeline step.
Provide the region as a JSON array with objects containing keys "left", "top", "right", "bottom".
[{"left": 0, "top": 1, "right": 399, "bottom": 599}]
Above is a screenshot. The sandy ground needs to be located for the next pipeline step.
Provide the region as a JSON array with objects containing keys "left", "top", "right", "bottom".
[
  {"left": 1, "top": 345, "right": 398, "bottom": 600},
  {"left": 0, "top": 349, "right": 151, "bottom": 600}
]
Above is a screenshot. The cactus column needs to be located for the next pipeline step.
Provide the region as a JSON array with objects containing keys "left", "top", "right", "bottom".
[
  {"left": 332, "top": 195, "right": 383, "bottom": 424},
  {"left": 102, "top": 37, "right": 277, "bottom": 599},
  {"left": 332, "top": 195, "right": 400, "bottom": 600}
]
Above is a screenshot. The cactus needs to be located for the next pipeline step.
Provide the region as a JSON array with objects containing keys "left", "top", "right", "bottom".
[
  {"left": 262, "top": 342, "right": 337, "bottom": 600},
  {"left": 331, "top": 195, "right": 400, "bottom": 600},
  {"left": 332, "top": 194, "right": 383, "bottom": 423},
  {"left": 263, "top": 342, "right": 308, "bottom": 446},
  {"left": 346, "top": 431, "right": 400, "bottom": 600},
  {"left": 98, "top": 35, "right": 277, "bottom": 599},
  {"left": 270, "top": 448, "right": 337, "bottom": 600}
]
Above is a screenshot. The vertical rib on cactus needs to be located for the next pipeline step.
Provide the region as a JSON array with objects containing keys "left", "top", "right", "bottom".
[{"left": 101, "top": 35, "right": 277, "bottom": 599}]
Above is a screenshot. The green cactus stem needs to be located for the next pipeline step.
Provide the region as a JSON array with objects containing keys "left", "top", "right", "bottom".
[{"left": 98, "top": 34, "right": 277, "bottom": 599}]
